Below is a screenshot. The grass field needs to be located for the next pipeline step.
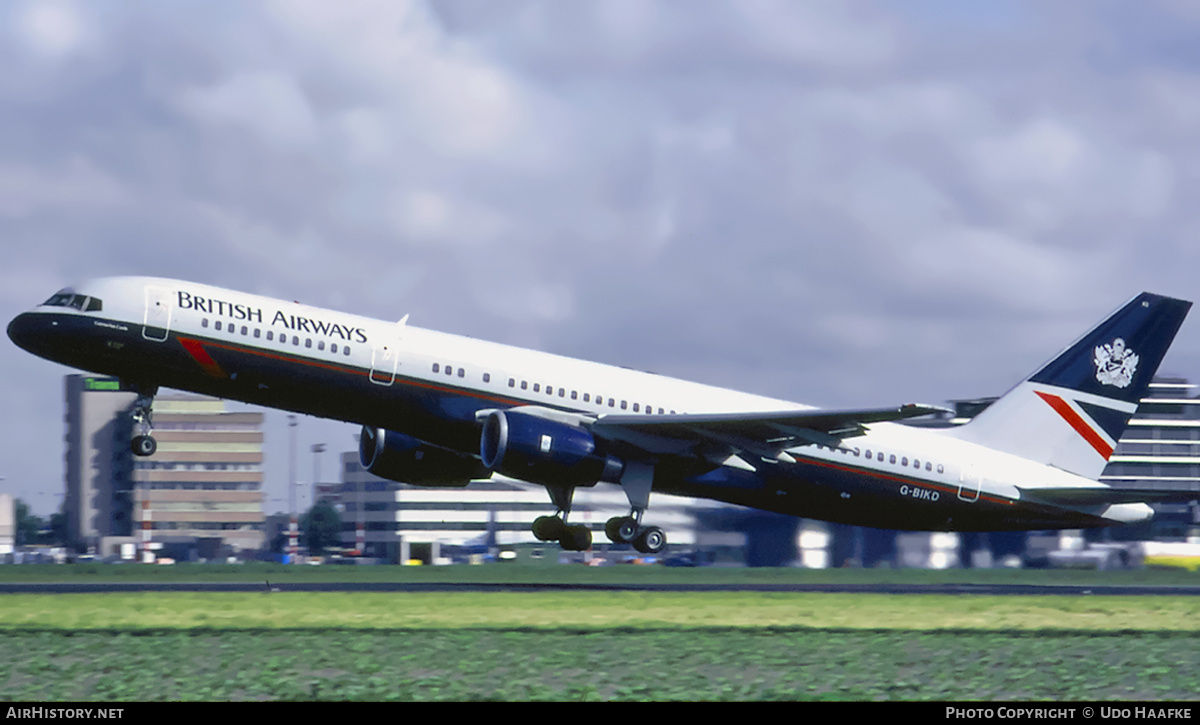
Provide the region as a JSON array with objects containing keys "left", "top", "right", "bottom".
[
  {"left": 0, "top": 588, "right": 1198, "bottom": 701},
  {"left": 3, "top": 561, "right": 1200, "bottom": 586}
]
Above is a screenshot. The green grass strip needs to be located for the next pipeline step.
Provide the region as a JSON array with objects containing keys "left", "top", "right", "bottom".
[{"left": 0, "top": 591, "right": 1197, "bottom": 631}]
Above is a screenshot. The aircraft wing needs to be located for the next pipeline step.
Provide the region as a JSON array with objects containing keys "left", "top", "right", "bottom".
[
  {"left": 1022, "top": 487, "right": 1200, "bottom": 506},
  {"left": 588, "top": 404, "right": 949, "bottom": 459}
]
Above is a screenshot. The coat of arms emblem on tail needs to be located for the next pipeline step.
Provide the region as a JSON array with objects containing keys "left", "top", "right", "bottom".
[{"left": 1094, "top": 338, "right": 1138, "bottom": 388}]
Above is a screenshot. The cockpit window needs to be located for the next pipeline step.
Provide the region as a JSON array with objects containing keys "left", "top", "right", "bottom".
[{"left": 42, "top": 292, "right": 102, "bottom": 312}]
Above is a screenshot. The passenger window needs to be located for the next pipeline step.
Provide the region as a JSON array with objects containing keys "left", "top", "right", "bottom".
[
  {"left": 901, "top": 457, "right": 907, "bottom": 466},
  {"left": 331, "top": 343, "right": 338, "bottom": 353},
  {"left": 621, "top": 401, "right": 627, "bottom": 410},
  {"left": 558, "top": 388, "right": 565, "bottom": 397},
  {"left": 583, "top": 393, "right": 590, "bottom": 402},
  {"left": 913, "top": 459, "right": 919, "bottom": 468},
  {"left": 318, "top": 341, "right": 325, "bottom": 351},
  {"left": 305, "top": 339, "right": 312, "bottom": 348},
  {"left": 508, "top": 378, "right": 515, "bottom": 388},
  {"left": 937, "top": 464, "right": 944, "bottom": 474},
  {"left": 344, "top": 347, "right": 350, "bottom": 356},
  {"left": 889, "top": 455, "right": 896, "bottom": 464},
  {"left": 521, "top": 381, "right": 528, "bottom": 390},
  {"left": 877, "top": 452, "right": 884, "bottom": 462},
  {"left": 293, "top": 336, "right": 300, "bottom": 345},
  {"left": 633, "top": 403, "right": 640, "bottom": 412},
  {"left": 925, "top": 462, "right": 931, "bottom": 471},
  {"left": 215, "top": 321, "right": 222, "bottom": 331},
  {"left": 202, "top": 319, "right": 209, "bottom": 328},
  {"left": 254, "top": 329, "right": 261, "bottom": 338},
  {"left": 458, "top": 369, "right": 465, "bottom": 378},
  {"left": 571, "top": 391, "right": 577, "bottom": 400},
  {"left": 609, "top": 399, "right": 615, "bottom": 407},
  {"left": 533, "top": 383, "right": 540, "bottom": 392},
  {"left": 266, "top": 331, "right": 273, "bottom": 341},
  {"left": 433, "top": 363, "right": 439, "bottom": 373},
  {"left": 446, "top": 366, "right": 453, "bottom": 376},
  {"left": 241, "top": 326, "right": 248, "bottom": 335},
  {"left": 483, "top": 373, "right": 491, "bottom": 383}
]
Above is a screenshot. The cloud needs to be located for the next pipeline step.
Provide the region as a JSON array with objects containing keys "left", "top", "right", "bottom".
[{"left": 3, "top": 0, "right": 1200, "bottom": 515}]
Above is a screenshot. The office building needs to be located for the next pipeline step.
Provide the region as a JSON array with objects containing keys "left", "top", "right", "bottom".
[{"left": 133, "top": 396, "right": 265, "bottom": 556}]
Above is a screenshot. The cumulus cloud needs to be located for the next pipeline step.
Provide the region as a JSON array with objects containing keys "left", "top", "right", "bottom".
[{"left": 3, "top": 0, "right": 1200, "bottom": 513}]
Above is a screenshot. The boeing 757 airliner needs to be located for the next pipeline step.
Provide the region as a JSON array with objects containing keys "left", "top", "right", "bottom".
[{"left": 7, "top": 278, "right": 1195, "bottom": 552}]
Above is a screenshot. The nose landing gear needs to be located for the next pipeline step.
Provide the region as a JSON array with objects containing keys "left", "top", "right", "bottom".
[{"left": 128, "top": 384, "right": 159, "bottom": 457}]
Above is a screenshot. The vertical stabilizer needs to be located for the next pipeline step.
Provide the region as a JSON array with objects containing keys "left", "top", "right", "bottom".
[{"left": 950, "top": 293, "right": 1191, "bottom": 480}]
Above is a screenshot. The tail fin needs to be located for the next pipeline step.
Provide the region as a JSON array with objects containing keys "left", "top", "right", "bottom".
[{"left": 950, "top": 292, "right": 1191, "bottom": 479}]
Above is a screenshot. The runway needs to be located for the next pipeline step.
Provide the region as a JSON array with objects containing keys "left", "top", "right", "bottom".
[{"left": 2, "top": 581, "right": 1199, "bottom": 595}]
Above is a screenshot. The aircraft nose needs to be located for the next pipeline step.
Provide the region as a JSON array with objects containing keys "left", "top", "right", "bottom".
[{"left": 7, "top": 312, "right": 52, "bottom": 355}]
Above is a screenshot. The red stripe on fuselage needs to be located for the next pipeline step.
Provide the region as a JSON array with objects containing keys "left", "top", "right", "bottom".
[
  {"left": 1034, "top": 391, "right": 1114, "bottom": 459},
  {"left": 177, "top": 336, "right": 227, "bottom": 378},
  {"left": 175, "top": 335, "right": 527, "bottom": 407},
  {"left": 793, "top": 455, "right": 1015, "bottom": 506}
]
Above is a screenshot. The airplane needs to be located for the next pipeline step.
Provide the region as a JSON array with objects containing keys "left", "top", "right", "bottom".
[{"left": 7, "top": 277, "right": 1195, "bottom": 553}]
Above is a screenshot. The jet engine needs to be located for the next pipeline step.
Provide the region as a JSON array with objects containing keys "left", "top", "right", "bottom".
[
  {"left": 479, "top": 409, "right": 624, "bottom": 487},
  {"left": 359, "top": 427, "right": 489, "bottom": 487}
]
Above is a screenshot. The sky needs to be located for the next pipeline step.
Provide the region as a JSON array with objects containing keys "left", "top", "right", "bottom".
[{"left": 2, "top": 0, "right": 1199, "bottom": 517}]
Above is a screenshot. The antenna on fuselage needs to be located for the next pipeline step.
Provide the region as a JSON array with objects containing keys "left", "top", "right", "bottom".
[{"left": 398, "top": 314, "right": 409, "bottom": 326}]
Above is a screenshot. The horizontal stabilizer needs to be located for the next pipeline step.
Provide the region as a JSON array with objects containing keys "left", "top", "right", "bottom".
[{"left": 1023, "top": 487, "right": 1200, "bottom": 506}]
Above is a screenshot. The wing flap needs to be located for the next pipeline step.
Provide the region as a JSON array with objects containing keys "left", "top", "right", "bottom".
[{"left": 589, "top": 403, "right": 949, "bottom": 455}]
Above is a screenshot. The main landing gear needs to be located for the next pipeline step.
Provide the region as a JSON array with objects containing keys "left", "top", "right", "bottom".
[
  {"left": 532, "top": 485, "right": 592, "bottom": 551},
  {"left": 529, "top": 461, "right": 669, "bottom": 555},
  {"left": 604, "top": 514, "right": 666, "bottom": 555},
  {"left": 128, "top": 384, "right": 159, "bottom": 457},
  {"left": 604, "top": 460, "right": 666, "bottom": 554}
]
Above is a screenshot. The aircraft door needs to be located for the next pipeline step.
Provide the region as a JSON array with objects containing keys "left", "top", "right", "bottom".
[
  {"left": 369, "top": 335, "right": 400, "bottom": 386},
  {"left": 958, "top": 464, "right": 981, "bottom": 503},
  {"left": 142, "top": 286, "right": 173, "bottom": 342}
]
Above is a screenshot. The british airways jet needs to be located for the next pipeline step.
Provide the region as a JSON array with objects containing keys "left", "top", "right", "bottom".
[{"left": 7, "top": 278, "right": 1194, "bottom": 553}]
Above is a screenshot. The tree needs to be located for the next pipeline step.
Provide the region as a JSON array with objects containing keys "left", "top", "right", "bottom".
[
  {"left": 301, "top": 501, "right": 342, "bottom": 556},
  {"left": 14, "top": 500, "right": 44, "bottom": 546}
]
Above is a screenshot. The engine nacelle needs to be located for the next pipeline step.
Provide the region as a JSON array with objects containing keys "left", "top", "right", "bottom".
[
  {"left": 359, "top": 427, "right": 489, "bottom": 487},
  {"left": 479, "top": 410, "right": 624, "bottom": 487}
]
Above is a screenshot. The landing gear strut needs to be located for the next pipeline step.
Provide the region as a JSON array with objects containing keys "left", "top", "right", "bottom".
[
  {"left": 128, "top": 384, "right": 159, "bottom": 457},
  {"left": 532, "top": 485, "right": 592, "bottom": 551},
  {"left": 605, "top": 461, "right": 667, "bottom": 554}
]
